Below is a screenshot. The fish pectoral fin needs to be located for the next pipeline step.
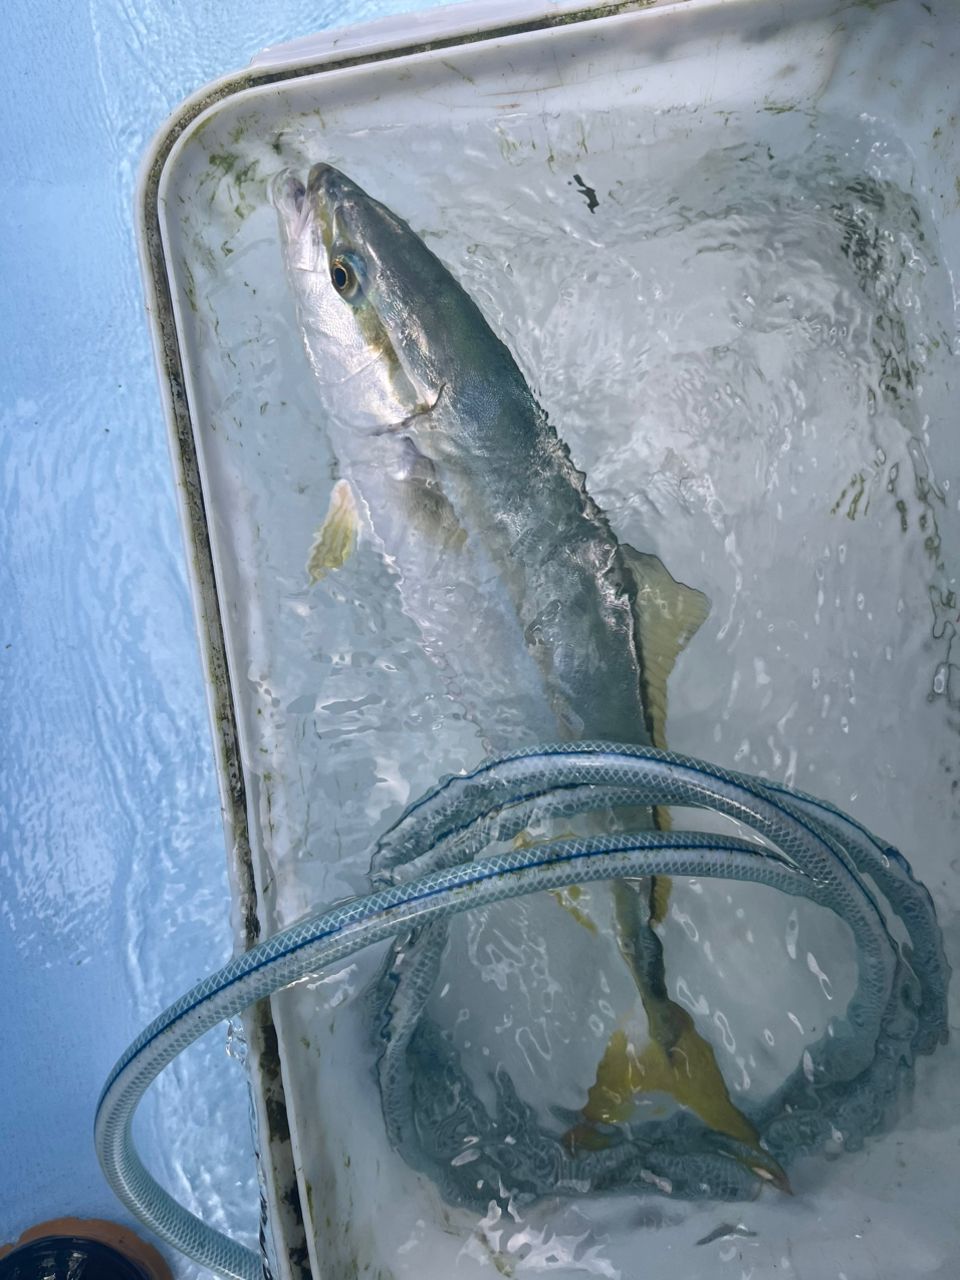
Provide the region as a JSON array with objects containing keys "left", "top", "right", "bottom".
[
  {"left": 621, "top": 544, "right": 711, "bottom": 754},
  {"left": 307, "top": 478, "right": 361, "bottom": 582}
]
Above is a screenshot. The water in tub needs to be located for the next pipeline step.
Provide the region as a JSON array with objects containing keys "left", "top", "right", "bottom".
[{"left": 177, "top": 102, "right": 958, "bottom": 1278}]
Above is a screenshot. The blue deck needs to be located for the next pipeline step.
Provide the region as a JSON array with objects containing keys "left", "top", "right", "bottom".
[{"left": 0, "top": 1, "right": 425, "bottom": 1271}]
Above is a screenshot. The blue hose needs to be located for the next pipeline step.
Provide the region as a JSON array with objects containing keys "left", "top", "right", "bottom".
[{"left": 95, "top": 744, "right": 949, "bottom": 1280}]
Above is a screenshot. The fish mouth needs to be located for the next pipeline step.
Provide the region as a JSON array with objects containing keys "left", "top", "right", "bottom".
[
  {"left": 270, "top": 169, "right": 323, "bottom": 273},
  {"left": 273, "top": 163, "right": 367, "bottom": 261},
  {"left": 271, "top": 166, "right": 345, "bottom": 263},
  {"left": 306, "top": 163, "right": 350, "bottom": 244},
  {"left": 307, "top": 163, "right": 376, "bottom": 252},
  {"left": 270, "top": 169, "right": 308, "bottom": 225},
  {"left": 306, "top": 162, "right": 353, "bottom": 208}
]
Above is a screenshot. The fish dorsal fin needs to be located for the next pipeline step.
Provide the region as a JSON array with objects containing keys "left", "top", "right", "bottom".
[
  {"left": 307, "top": 478, "right": 360, "bottom": 582},
  {"left": 621, "top": 545, "right": 710, "bottom": 752}
]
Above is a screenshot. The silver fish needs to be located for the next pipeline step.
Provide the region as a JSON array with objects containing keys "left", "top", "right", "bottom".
[{"left": 272, "top": 163, "right": 785, "bottom": 1186}]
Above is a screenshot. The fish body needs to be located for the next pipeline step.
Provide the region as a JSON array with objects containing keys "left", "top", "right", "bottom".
[
  {"left": 274, "top": 165, "right": 677, "bottom": 753},
  {"left": 273, "top": 164, "right": 783, "bottom": 1188}
]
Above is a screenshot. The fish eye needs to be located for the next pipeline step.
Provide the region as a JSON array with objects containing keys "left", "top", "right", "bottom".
[{"left": 330, "top": 252, "right": 364, "bottom": 301}]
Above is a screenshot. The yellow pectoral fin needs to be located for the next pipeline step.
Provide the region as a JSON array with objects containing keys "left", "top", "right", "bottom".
[{"left": 307, "top": 479, "right": 359, "bottom": 583}]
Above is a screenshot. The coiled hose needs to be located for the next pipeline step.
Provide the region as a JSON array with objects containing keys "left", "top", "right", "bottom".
[{"left": 95, "top": 744, "right": 949, "bottom": 1280}]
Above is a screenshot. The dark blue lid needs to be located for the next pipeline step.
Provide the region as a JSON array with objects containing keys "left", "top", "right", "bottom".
[{"left": 0, "top": 1237, "right": 152, "bottom": 1280}]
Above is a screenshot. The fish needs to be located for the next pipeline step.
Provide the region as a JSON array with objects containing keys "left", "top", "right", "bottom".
[{"left": 272, "top": 163, "right": 786, "bottom": 1190}]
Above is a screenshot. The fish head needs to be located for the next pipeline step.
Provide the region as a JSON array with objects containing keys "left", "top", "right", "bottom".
[
  {"left": 273, "top": 164, "right": 455, "bottom": 440},
  {"left": 274, "top": 163, "right": 519, "bottom": 459}
]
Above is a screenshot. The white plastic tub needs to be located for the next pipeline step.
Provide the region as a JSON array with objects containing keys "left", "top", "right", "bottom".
[{"left": 139, "top": 1, "right": 960, "bottom": 1276}]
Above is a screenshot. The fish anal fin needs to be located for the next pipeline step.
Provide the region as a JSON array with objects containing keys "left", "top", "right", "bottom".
[
  {"left": 621, "top": 545, "right": 710, "bottom": 752},
  {"left": 308, "top": 478, "right": 359, "bottom": 582}
]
